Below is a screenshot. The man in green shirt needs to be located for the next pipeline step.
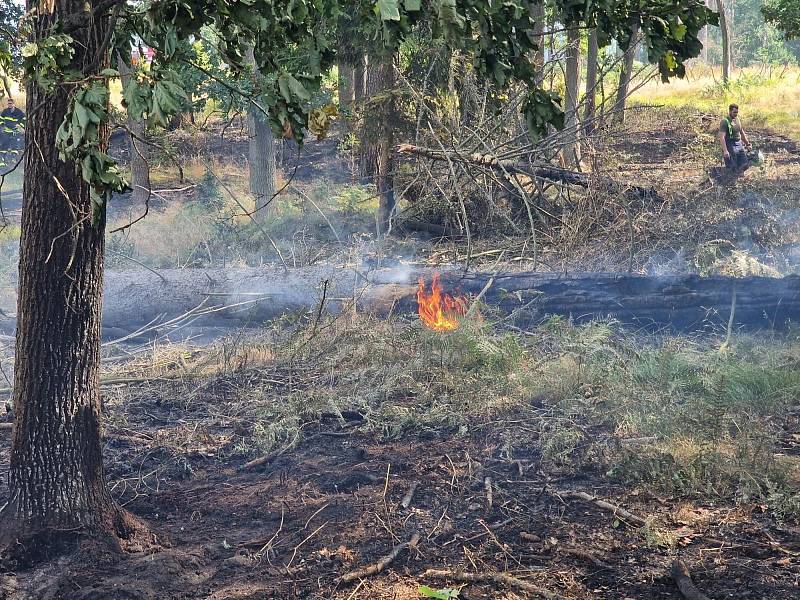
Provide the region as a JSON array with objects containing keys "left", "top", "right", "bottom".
[{"left": 718, "top": 103, "right": 751, "bottom": 172}]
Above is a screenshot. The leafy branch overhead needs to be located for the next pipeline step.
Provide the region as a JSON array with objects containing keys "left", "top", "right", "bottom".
[
  {"left": 19, "top": 0, "right": 717, "bottom": 221},
  {"left": 763, "top": 0, "right": 800, "bottom": 39}
]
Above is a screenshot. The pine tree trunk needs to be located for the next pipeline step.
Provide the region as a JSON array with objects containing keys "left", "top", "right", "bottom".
[
  {"left": 246, "top": 47, "right": 277, "bottom": 219},
  {"left": 117, "top": 56, "right": 151, "bottom": 206},
  {"left": 1, "top": 0, "right": 138, "bottom": 551},
  {"left": 716, "top": 0, "right": 731, "bottom": 84},
  {"left": 563, "top": 26, "right": 581, "bottom": 167},
  {"left": 611, "top": 22, "right": 640, "bottom": 125},
  {"left": 584, "top": 28, "right": 599, "bottom": 134}
]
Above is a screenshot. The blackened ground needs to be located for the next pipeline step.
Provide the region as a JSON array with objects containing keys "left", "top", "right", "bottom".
[{"left": 0, "top": 380, "right": 797, "bottom": 599}]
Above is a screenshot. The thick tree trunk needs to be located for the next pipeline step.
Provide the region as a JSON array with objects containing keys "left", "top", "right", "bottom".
[
  {"left": 584, "top": 29, "right": 599, "bottom": 134},
  {"left": 611, "top": 22, "right": 640, "bottom": 125},
  {"left": 563, "top": 26, "right": 581, "bottom": 166},
  {"left": 245, "top": 47, "right": 277, "bottom": 219},
  {"left": 716, "top": 0, "right": 731, "bottom": 84},
  {"left": 117, "top": 56, "right": 151, "bottom": 207},
  {"left": 2, "top": 0, "right": 136, "bottom": 549}
]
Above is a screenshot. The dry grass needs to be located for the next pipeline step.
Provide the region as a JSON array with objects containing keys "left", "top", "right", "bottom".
[
  {"left": 632, "top": 64, "right": 800, "bottom": 140},
  {"left": 100, "top": 311, "right": 800, "bottom": 521}
]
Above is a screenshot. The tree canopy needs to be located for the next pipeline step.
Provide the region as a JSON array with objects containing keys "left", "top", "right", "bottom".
[
  {"left": 0, "top": 0, "right": 718, "bottom": 225},
  {"left": 763, "top": 0, "right": 800, "bottom": 39}
]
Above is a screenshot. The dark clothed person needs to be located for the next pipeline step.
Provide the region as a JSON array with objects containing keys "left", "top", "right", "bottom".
[
  {"left": 718, "top": 104, "right": 750, "bottom": 172},
  {"left": 0, "top": 98, "right": 25, "bottom": 157}
]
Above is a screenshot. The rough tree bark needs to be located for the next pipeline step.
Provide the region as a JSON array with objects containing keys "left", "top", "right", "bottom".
[
  {"left": 359, "top": 55, "right": 396, "bottom": 233},
  {"left": 338, "top": 61, "right": 355, "bottom": 115},
  {"left": 245, "top": 46, "right": 277, "bottom": 219},
  {"left": 584, "top": 28, "right": 599, "bottom": 134},
  {"left": 716, "top": 0, "right": 731, "bottom": 84},
  {"left": 1, "top": 0, "right": 140, "bottom": 552},
  {"left": 357, "top": 56, "right": 380, "bottom": 181},
  {"left": 117, "top": 55, "right": 151, "bottom": 207},
  {"left": 611, "top": 22, "right": 640, "bottom": 125},
  {"left": 353, "top": 55, "right": 366, "bottom": 103},
  {"left": 563, "top": 26, "right": 582, "bottom": 166}
]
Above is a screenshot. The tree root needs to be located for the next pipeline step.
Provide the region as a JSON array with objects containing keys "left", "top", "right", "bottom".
[
  {"left": 671, "top": 559, "right": 711, "bottom": 600},
  {"left": 338, "top": 533, "right": 420, "bottom": 583},
  {"left": 423, "top": 569, "right": 564, "bottom": 599},
  {"left": 0, "top": 505, "right": 153, "bottom": 569}
]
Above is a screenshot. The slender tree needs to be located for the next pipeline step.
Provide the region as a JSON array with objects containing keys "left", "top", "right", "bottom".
[
  {"left": 531, "top": 2, "right": 546, "bottom": 76},
  {"left": 563, "top": 25, "right": 582, "bottom": 166},
  {"left": 245, "top": 47, "right": 277, "bottom": 218},
  {"left": 117, "top": 55, "right": 151, "bottom": 207},
  {"left": 584, "top": 28, "right": 599, "bottom": 134},
  {"left": 360, "top": 55, "right": 396, "bottom": 232},
  {"left": 716, "top": 0, "right": 732, "bottom": 83},
  {"left": 338, "top": 62, "right": 355, "bottom": 113},
  {"left": 611, "top": 22, "right": 640, "bottom": 125}
]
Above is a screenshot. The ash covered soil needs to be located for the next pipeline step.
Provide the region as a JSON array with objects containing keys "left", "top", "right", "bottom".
[{"left": 1, "top": 400, "right": 799, "bottom": 598}]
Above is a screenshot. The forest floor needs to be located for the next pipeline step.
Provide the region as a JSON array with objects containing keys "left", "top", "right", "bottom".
[
  {"left": 1, "top": 314, "right": 800, "bottom": 599},
  {"left": 1, "top": 98, "right": 800, "bottom": 598}
]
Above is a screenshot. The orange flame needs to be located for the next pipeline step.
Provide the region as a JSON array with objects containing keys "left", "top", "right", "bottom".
[{"left": 417, "top": 274, "right": 468, "bottom": 331}]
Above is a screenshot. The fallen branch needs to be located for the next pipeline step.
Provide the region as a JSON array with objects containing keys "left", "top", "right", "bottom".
[
  {"left": 560, "top": 547, "right": 613, "bottom": 570},
  {"left": 555, "top": 490, "right": 646, "bottom": 526},
  {"left": 670, "top": 559, "right": 711, "bottom": 600},
  {"left": 401, "top": 481, "right": 419, "bottom": 509},
  {"left": 397, "top": 144, "right": 657, "bottom": 200},
  {"left": 238, "top": 430, "right": 301, "bottom": 472},
  {"left": 423, "top": 569, "right": 563, "bottom": 599},
  {"left": 338, "top": 533, "right": 420, "bottom": 583}
]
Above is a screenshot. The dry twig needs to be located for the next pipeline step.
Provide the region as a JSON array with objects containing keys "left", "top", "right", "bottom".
[
  {"left": 423, "top": 569, "right": 563, "bottom": 599},
  {"left": 338, "top": 533, "right": 420, "bottom": 584},
  {"left": 555, "top": 489, "right": 646, "bottom": 526},
  {"left": 400, "top": 481, "right": 419, "bottom": 509}
]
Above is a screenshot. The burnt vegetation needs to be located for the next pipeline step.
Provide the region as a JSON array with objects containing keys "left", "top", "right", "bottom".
[{"left": 0, "top": 0, "right": 799, "bottom": 598}]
